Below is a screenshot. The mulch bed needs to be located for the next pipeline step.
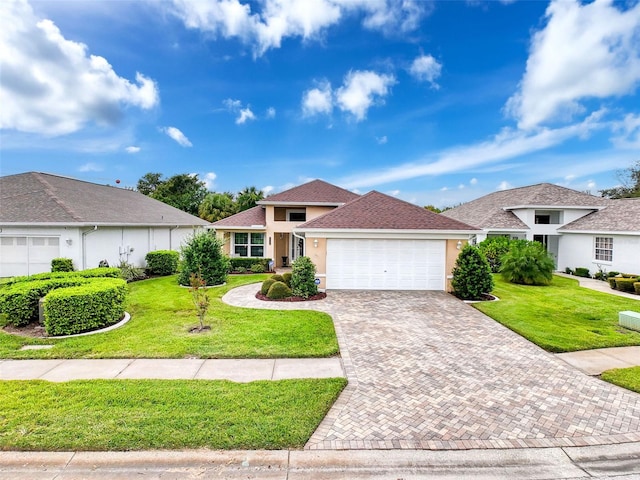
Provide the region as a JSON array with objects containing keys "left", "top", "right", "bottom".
[
  {"left": 255, "top": 292, "right": 327, "bottom": 302},
  {"left": 3, "top": 321, "right": 47, "bottom": 338}
]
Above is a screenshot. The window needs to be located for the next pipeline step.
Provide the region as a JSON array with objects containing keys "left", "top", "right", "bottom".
[
  {"left": 287, "top": 209, "right": 306, "bottom": 222},
  {"left": 595, "top": 237, "right": 613, "bottom": 262},
  {"left": 233, "top": 232, "right": 265, "bottom": 257}
]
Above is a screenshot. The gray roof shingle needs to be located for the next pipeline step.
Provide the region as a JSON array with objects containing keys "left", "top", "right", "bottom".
[
  {"left": 442, "top": 183, "right": 612, "bottom": 230},
  {"left": 0, "top": 172, "right": 210, "bottom": 226},
  {"left": 258, "top": 179, "right": 359, "bottom": 205},
  {"left": 560, "top": 198, "right": 640, "bottom": 233},
  {"left": 298, "top": 191, "right": 478, "bottom": 231}
]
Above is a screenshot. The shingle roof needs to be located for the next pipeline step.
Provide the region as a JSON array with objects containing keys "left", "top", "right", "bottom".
[
  {"left": 560, "top": 198, "right": 640, "bottom": 233},
  {"left": 441, "top": 183, "right": 612, "bottom": 230},
  {"left": 258, "top": 179, "right": 359, "bottom": 205},
  {"left": 210, "top": 206, "right": 265, "bottom": 228},
  {"left": 0, "top": 172, "right": 210, "bottom": 226},
  {"left": 298, "top": 191, "right": 478, "bottom": 231}
]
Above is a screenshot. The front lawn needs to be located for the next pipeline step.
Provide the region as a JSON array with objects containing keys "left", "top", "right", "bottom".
[
  {"left": 0, "top": 378, "right": 346, "bottom": 450},
  {"left": 0, "top": 275, "right": 339, "bottom": 359},
  {"left": 474, "top": 275, "right": 640, "bottom": 352},
  {"left": 601, "top": 367, "right": 640, "bottom": 394}
]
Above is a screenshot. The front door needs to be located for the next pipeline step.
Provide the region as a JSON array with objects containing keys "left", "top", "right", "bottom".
[{"left": 291, "top": 236, "right": 304, "bottom": 263}]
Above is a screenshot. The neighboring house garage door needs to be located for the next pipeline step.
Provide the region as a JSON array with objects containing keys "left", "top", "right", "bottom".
[
  {"left": 326, "top": 239, "right": 446, "bottom": 290},
  {"left": 0, "top": 236, "right": 60, "bottom": 277}
]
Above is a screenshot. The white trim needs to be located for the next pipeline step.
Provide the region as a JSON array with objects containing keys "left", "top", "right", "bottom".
[
  {"left": 211, "top": 226, "right": 266, "bottom": 231},
  {"left": 0, "top": 222, "right": 210, "bottom": 228},
  {"left": 503, "top": 205, "right": 605, "bottom": 211},
  {"left": 559, "top": 229, "right": 640, "bottom": 236},
  {"left": 256, "top": 201, "right": 347, "bottom": 207},
  {"left": 231, "top": 231, "right": 266, "bottom": 258},
  {"left": 286, "top": 209, "right": 307, "bottom": 222},
  {"left": 295, "top": 228, "right": 477, "bottom": 239}
]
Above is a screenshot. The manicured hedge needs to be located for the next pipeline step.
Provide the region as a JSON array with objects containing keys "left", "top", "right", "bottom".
[
  {"left": 615, "top": 278, "right": 638, "bottom": 293},
  {"left": 4, "top": 268, "right": 120, "bottom": 286},
  {"left": 51, "top": 258, "right": 74, "bottom": 272},
  {"left": 267, "top": 281, "right": 292, "bottom": 300},
  {"left": 229, "top": 258, "right": 272, "bottom": 272},
  {"left": 44, "top": 278, "right": 127, "bottom": 336},
  {"left": 635, "top": 282, "right": 640, "bottom": 295},
  {"left": 145, "top": 250, "right": 179, "bottom": 276},
  {"left": 0, "top": 278, "right": 89, "bottom": 327}
]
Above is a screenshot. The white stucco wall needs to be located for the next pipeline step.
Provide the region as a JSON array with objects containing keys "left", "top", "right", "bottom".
[{"left": 558, "top": 233, "right": 640, "bottom": 275}]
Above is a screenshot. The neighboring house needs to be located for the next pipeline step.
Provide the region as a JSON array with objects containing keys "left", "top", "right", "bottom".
[
  {"left": 0, "top": 172, "right": 209, "bottom": 277},
  {"left": 442, "top": 183, "right": 640, "bottom": 275},
  {"left": 213, "top": 180, "right": 478, "bottom": 290}
]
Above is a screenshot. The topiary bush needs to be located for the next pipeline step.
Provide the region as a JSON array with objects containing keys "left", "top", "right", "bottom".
[
  {"left": 282, "top": 272, "right": 292, "bottom": 288},
  {"left": 43, "top": 278, "right": 127, "bottom": 336},
  {"left": 51, "top": 258, "right": 74, "bottom": 272},
  {"left": 250, "top": 263, "right": 266, "bottom": 273},
  {"left": 270, "top": 274, "right": 285, "bottom": 283},
  {"left": 635, "top": 282, "right": 640, "bottom": 295},
  {"left": 178, "top": 231, "right": 230, "bottom": 286},
  {"left": 500, "top": 240, "right": 555, "bottom": 285},
  {"left": 615, "top": 278, "right": 638, "bottom": 293},
  {"left": 574, "top": 267, "right": 590, "bottom": 278},
  {"left": 291, "top": 256, "right": 318, "bottom": 299},
  {"left": 266, "top": 281, "right": 292, "bottom": 300},
  {"left": 477, "top": 237, "right": 512, "bottom": 273},
  {"left": 261, "top": 278, "right": 277, "bottom": 295},
  {"left": 451, "top": 245, "right": 494, "bottom": 300},
  {"left": 145, "top": 250, "right": 179, "bottom": 276},
  {"left": 609, "top": 277, "right": 618, "bottom": 289}
]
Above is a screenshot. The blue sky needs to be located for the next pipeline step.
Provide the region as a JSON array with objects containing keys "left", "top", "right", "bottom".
[{"left": 1, "top": 0, "right": 639, "bottom": 208}]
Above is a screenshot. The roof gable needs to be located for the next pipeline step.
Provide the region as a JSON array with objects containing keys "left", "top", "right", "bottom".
[
  {"left": 560, "top": 198, "right": 640, "bottom": 233},
  {"left": 442, "top": 183, "right": 611, "bottom": 230},
  {"left": 258, "top": 179, "right": 359, "bottom": 205},
  {"left": 210, "top": 206, "right": 265, "bottom": 228},
  {"left": 298, "top": 191, "right": 478, "bottom": 231},
  {"left": 0, "top": 172, "right": 210, "bottom": 226}
]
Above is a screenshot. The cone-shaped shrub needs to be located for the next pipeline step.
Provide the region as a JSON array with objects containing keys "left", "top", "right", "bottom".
[
  {"left": 451, "top": 245, "right": 494, "bottom": 300},
  {"left": 178, "top": 231, "right": 230, "bottom": 286},
  {"left": 291, "top": 256, "right": 318, "bottom": 299}
]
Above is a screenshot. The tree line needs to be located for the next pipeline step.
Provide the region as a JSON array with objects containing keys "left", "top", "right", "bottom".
[{"left": 136, "top": 172, "right": 264, "bottom": 222}]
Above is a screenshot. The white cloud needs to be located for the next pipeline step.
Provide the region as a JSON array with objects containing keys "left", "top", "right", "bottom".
[
  {"left": 223, "top": 98, "right": 256, "bottom": 124},
  {"left": 266, "top": 107, "right": 276, "bottom": 119},
  {"left": 78, "top": 162, "right": 103, "bottom": 172},
  {"left": 302, "top": 81, "right": 333, "bottom": 117},
  {"left": 470, "top": 178, "right": 478, "bottom": 185},
  {"left": 336, "top": 70, "right": 396, "bottom": 121},
  {"left": 161, "top": 126, "right": 192, "bottom": 147},
  {"left": 167, "top": 0, "right": 428, "bottom": 57},
  {"left": 339, "top": 109, "right": 607, "bottom": 189},
  {"left": 497, "top": 181, "right": 513, "bottom": 191},
  {"left": 612, "top": 113, "right": 640, "bottom": 149},
  {"left": 506, "top": 0, "right": 640, "bottom": 130},
  {"left": 0, "top": 0, "right": 159, "bottom": 137},
  {"left": 236, "top": 107, "right": 256, "bottom": 124},
  {"left": 458, "top": 184, "right": 465, "bottom": 189},
  {"left": 408, "top": 54, "right": 442, "bottom": 88},
  {"left": 125, "top": 146, "right": 141, "bottom": 153},
  {"left": 387, "top": 189, "right": 400, "bottom": 196},
  {"left": 263, "top": 185, "right": 274, "bottom": 194},
  {"left": 376, "top": 135, "right": 388, "bottom": 145},
  {"left": 203, "top": 171, "right": 217, "bottom": 189}
]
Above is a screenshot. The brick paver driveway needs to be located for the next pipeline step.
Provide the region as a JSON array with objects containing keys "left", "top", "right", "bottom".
[{"left": 224, "top": 286, "right": 640, "bottom": 450}]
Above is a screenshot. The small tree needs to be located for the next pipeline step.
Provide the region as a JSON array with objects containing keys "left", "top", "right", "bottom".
[
  {"left": 291, "top": 256, "right": 318, "bottom": 299},
  {"left": 178, "top": 231, "right": 230, "bottom": 286},
  {"left": 500, "top": 240, "right": 555, "bottom": 285},
  {"left": 189, "top": 272, "right": 210, "bottom": 332},
  {"left": 477, "top": 237, "right": 512, "bottom": 273},
  {"left": 451, "top": 245, "right": 494, "bottom": 300}
]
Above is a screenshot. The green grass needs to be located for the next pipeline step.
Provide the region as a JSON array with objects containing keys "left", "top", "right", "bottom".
[
  {"left": 0, "top": 378, "right": 347, "bottom": 450},
  {"left": 601, "top": 367, "right": 640, "bottom": 394},
  {"left": 0, "top": 274, "right": 339, "bottom": 359},
  {"left": 474, "top": 275, "right": 640, "bottom": 352}
]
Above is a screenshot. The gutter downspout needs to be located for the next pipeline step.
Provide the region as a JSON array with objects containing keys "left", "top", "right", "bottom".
[{"left": 81, "top": 226, "right": 98, "bottom": 269}]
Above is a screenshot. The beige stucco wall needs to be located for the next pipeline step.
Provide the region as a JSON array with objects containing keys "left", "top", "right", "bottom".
[
  {"left": 305, "top": 236, "right": 327, "bottom": 289},
  {"left": 445, "top": 239, "right": 466, "bottom": 291}
]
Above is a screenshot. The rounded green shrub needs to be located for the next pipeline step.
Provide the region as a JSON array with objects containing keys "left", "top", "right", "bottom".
[
  {"left": 261, "top": 278, "right": 277, "bottom": 295},
  {"left": 282, "top": 272, "right": 292, "bottom": 288},
  {"left": 477, "top": 237, "right": 512, "bottom": 273},
  {"left": 145, "top": 250, "right": 179, "bottom": 276},
  {"left": 266, "top": 281, "right": 292, "bottom": 300},
  {"left": 609, "top": 277, "right": 618, "bottom": 289},
  {"left": 51, "top": 258, "right": 74, "bottom": 272},
  {"left": 4, "top": 268, "right": 120, "bottom": 286},
  {"left": 634, "top": 282, "right": 640, "bottom": 294},
  {"left": 235, "top": 266, "right": 247, "bottom": 274},
  {"left": 291, "top": 256, "right": 318, "bottom": 299},
  {"left": 451, "top": 245, "right": 494, "bottom": 300},
  {"left": 178, "top": 231, "right": 230, "bottom": 286},
  {"left": 270, "top": 274, "right": 285, "bottom": 283},
  {"left": 615, "top": 278, "right": 638, "bottom": 293},
  {"left": 43, "top": 278, "right": 127, "bottom": 336},
  {"left": 500, "top": 240, "right": 555, "bottom": 285},
  {"left": 250, "top": 263, "right": 266, "bottom": 273}
]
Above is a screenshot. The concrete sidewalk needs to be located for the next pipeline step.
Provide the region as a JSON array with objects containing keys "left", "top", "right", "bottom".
[
  {"left": 556, "top": 346, "right": 640, "bottom": 375},
  {"left": 0, "top": 357, "right": 344, "bottom": 382},
  {"left": 556, "top": 272, "right": 640, "bottom": 300},
  {"left": 1, "top": 444, "right": 640, "bottom": 479}
]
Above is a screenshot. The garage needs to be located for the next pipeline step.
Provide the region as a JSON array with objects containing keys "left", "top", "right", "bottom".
[
  {"left": 0, "top": 236, "right": 60, "bottom": 277},
  {"left": 326, "top": 238, "right": 446, "bottom": 290}
]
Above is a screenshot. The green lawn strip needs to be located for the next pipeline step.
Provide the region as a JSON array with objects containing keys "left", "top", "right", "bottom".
[
  {"left": 473, "top": 275, "right": 640, "bottom": 353},
  {"left": 601, "top": 367, "right": 640, "bottom": 394},
  {"left": 0, "top": 378, "right": 347, "bottom": 450},
  {"left": 0, "top": 275, "right": 339, "bottom": 359}
]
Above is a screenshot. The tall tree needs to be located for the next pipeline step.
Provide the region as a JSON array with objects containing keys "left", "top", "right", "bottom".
[
  {"left": 151, "top": 173, "right": 208, "bottom": 216},
  {"left": 600, "top": 160, "right": 640, "bottom": 199},
  {"left": 199, "top": 192, "right": 237, "bottom": 222},
  {"left": 236, "top": 186, "right": 264, "bottom": 212},
  {"left": 136, "top": 172, "right": 164, "bottom": 196}
]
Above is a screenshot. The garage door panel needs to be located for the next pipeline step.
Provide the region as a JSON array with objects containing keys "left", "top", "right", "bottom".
[{"left": 327, "top": 239, "right": 445, "bottom": 291}]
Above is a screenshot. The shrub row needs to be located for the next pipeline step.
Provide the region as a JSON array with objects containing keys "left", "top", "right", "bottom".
[
  {"left": 145, "top": 250, "right": 179, "bottom": 276},
  {"left": 260, "top": 272, "right": 294, "bottom": 299},
  {"left": 229, "top": 258, "right": 272, "bottom": 272},
  {"left": 44, "top": 278, "right": 127, "bottom": 336},
  {"left": 608, "top": 275, "right": 640, "bottom": 294},
  {"left": 0, "top": 278, "right": 89, "bottom": 326},
  {"left": 51, "top": 258, "right": 74, "bottom": 272},
  {"left": 4, "top": 268, "right": 120, "bottom": 286}
]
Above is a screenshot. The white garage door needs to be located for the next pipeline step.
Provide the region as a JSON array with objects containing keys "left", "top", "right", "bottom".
[
  {"left": 0, "top": 236, "right": 60, "bottom": 277},
  {"left": 326, "top": 239, "right": 446, "bottom": 290}
]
